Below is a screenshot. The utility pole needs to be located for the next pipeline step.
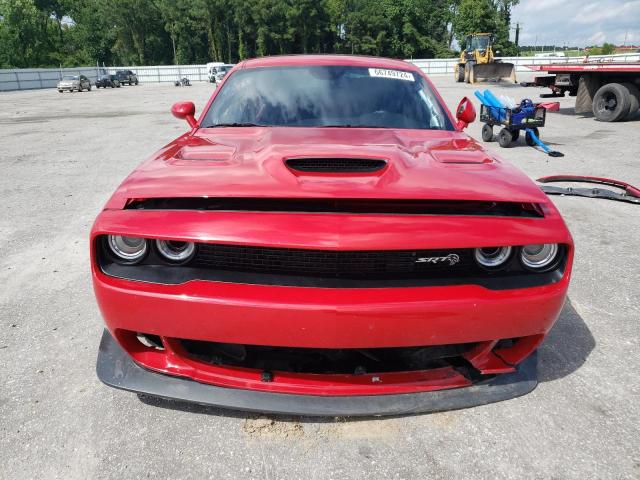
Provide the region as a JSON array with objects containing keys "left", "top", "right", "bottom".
[{"left": 515, "top": 23, "right": 520, "bottom": 47}]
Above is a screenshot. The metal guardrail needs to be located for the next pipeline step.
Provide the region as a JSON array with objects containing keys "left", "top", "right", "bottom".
[{"left": 2, "top": 54, "right": 639, "bottom": 91}]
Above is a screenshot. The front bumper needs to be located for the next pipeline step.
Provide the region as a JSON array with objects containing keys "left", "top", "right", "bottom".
[{"left": 97, "top": 329, "right": 537, "bottom": 416}]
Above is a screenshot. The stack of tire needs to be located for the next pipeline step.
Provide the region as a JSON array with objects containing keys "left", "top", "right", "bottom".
[{"left": 592, "top": 83, "right": 640, "bottom": 122}]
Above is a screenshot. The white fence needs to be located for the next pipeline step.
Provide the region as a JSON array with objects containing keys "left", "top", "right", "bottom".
[
  {"left": 2, "top": 54, "right": 639, "bottom": 92},
  {"left": 0, "top": 66, "right": 102, "bottom": 91}
]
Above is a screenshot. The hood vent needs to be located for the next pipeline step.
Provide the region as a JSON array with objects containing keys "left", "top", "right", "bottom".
[{"left": 285, "top": 157, "right": 387, "bottom": 173}]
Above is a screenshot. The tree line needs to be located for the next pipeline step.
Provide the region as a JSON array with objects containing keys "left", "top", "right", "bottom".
[{"left": 0, "top": 0, "right": 519, "bottom": 68}]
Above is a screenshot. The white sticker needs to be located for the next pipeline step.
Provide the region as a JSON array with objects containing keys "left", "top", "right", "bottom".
[{"left": 368, "top": 68, "right": 414, "bottom": 81}]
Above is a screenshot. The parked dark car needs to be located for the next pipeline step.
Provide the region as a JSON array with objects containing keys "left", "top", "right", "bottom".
[
  {"left": 115, "top": 70, "right": 139, "bottom": 86},
  {"left": 57, "top": 75, "right": 91, "bottom": 92},
  {"left": 95, "top": 75, "right": 121, "bottom": 89}
]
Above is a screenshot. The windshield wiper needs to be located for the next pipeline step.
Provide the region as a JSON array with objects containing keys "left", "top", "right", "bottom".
[{"left": 207, "top": 122, "right": 265, "bottom": 128}]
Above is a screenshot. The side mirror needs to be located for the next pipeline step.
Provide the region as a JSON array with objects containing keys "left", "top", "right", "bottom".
[
  {"left": 171, "top": 101, "right": 197, "bottom": 128},
  {"left": 455, "top": 97, "right": 476, "bottom": 130}
]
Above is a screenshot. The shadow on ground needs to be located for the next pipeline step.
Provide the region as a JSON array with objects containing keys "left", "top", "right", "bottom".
[
  {"left": 137, "top": 298, "right": 594, "bottom": 420},
  {"left": 537, "top": 298, "right": 595, "bottom": 383}
]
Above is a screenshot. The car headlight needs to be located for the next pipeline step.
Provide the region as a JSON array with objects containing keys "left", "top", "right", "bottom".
[
  {"left": 155, "top": 239, "right": 196, "bottom": 263},
  {"left": 474, "top": 246, "right": 512, "bottom": 269},
  {"left": 520, "top": 244, "right": 559, "bottom": 271},
  {"left": 107, "top": 235, "right": 147, "bottom": 263}
]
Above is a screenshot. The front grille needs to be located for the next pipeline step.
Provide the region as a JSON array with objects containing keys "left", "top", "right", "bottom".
[
  {"left": 285, "top": 157, "right": 387, "bottom": 173},
  {"left": 194, "top": 244, "right": 477, "bottom": 279}
]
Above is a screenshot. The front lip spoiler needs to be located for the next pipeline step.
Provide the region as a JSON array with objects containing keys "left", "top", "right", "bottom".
[{"left": 96, "top": 329, "right": 538, "bottom": 417}]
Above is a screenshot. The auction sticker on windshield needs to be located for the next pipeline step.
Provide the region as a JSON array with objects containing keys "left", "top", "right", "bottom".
[{"left": 368, "top": 68, "right": 414, "bottom": 81}]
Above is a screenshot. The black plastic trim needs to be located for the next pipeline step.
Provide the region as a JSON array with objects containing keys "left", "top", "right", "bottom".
[
  {"left": 124, "top": 197, "right": 544, "bottom": 218},
  {"left": 96, "top": 329, "right": 538, "bottom": 417},
  {"left": 100, "top": 260, "right": 564, "bottom": 289}
]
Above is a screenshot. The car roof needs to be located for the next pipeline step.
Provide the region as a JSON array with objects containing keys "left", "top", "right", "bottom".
[{"left": 239, "top": 54, "right": 420, "bottom": 72}]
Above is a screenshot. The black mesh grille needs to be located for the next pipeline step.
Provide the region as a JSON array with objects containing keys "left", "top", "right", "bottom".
[
  {"left": 194, "top": 244, "right": 477, "bottom": 279},
  {"left": 285, "top": 157, "right": 387, "bottom": 173}
]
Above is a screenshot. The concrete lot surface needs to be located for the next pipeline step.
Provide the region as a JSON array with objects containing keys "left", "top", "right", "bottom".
[{"left": 1, "top": 74, "right": 639, "bottom": 479}]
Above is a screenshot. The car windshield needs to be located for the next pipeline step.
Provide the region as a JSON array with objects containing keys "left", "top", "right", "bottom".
[
  {"left": 202, "top": 65, "right": 453, "bottom": 130},
  {"left": 62, "top": 76, "right": 78, "bottom": 81},
  {"left": 109, "top": 75, "right": 117, "bottom": 80}
]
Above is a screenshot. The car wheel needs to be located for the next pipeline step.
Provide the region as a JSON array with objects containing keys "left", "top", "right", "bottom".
[
  {"left": 481, "top": 124, "right": 493, "bottom": 142},
  {"left": 135, "top": 80, "right": 139, "bottom": 85},
  {"left": 498, "top": 128, "right": 512, "bottom": 148},
  {"left": 88, "top": 85, "right": 92, "bottom": 91},
  {"left": 592, "top": 83, "right": 631, "bottom": 122},
  {"left": 58, "top": 90, "right": 63, "bottom": 93},
  {"left": 525, "top": 128, "right": 540, "bottom": 147},
  {"left": 511, "top": 129, "right": 520, "bottom": 142}
]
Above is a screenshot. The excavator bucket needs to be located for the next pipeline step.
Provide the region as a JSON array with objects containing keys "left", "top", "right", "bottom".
[{"left": 468, "top": 62, "right": 517, "bottom": 84}]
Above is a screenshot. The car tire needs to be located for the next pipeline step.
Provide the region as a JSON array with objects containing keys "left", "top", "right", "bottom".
[
  {"left": 481, "top": 124, "right": 493, "bottom": 142},
  {"left": 498, "top": 128, "right": 512, "bottom": 148},
  {"left": 592, "top": 83, "right": 631, "bottom": 122},
  {"left": 525, "top": 128, "right": 539, "bottom": 147},
  {"left": 622, "top": 82, "right": 640, "bottom": 120},
  {"left": 135, "top": 80, "right": 139, "bottom": 85},
  {"left": 88, "top": 85, "right": 92, "bottom": 91},
  {"left": 58, "top": 90, "right": 63, "bottom": 93}
]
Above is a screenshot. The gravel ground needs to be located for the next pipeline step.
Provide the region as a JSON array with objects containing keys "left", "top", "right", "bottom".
[{"left": 1, "top": 73, "right": 639, "bottom": 480}]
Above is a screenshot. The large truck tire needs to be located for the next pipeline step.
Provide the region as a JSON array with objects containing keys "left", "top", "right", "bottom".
[
  {"left": 622, "top": 83, "right": 640, "bottom": 119},
  {"left": 464, "top": 62, "right": 474, "bottom": 83},
  {"left": 455, "top": 64, "right": 465, "bottom": 82},
  {"left": 592, "top": 83, "right": 631, "bottom": 122},
  {"left": 575, "top": 74, "right": 601, "bottom": 114}
]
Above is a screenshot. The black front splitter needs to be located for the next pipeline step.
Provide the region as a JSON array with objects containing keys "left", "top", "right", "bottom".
[{"left": 96, "top": 329, "right": 538, "bottom": 417}]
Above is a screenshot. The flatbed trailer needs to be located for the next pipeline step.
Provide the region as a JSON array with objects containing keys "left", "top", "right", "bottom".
[{"left": 527, "top": 62, "right": 640, "bottom": 122}]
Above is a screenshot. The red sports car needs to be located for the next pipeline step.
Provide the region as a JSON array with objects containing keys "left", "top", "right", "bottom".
[{"left": 93, "top": 55, "right": 573, "bottom": 416}]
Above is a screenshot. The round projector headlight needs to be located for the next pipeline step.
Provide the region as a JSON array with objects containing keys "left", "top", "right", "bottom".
[
  {"left": 474, "top": 246, "right": 512, "bottom": 269},
  {"left": 156, "top": 239, "right": 195, "bottom": 263},
  {"left": 107, "top": 235, "right": 147, "bottom": 262},
  {"left": 520, "top": 243, "right": 559, "bottom": 270}
]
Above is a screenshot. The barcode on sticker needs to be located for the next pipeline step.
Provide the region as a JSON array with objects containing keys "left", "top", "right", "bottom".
[{"left": 368, "top": 68, "right": 414, "bottom": 81}]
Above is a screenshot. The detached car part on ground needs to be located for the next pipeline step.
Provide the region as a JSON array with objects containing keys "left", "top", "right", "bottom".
[
  {"left": 57, "top": 75, "right": 91, "bottom": 92},
  {"left": 539, "top": 175, "right": 640, "bottom": 204},
  {"left": 92, "top": 55, "right": 573, "bottom": 416}
]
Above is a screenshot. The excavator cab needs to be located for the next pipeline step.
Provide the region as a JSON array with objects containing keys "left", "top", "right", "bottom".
[{"left": 455, "top": 33, "right": 516, "bottom": 84}]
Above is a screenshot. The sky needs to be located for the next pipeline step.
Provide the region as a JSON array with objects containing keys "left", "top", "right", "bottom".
[{"left": 511, "top": 0, "right": 640, "bottom": 47}]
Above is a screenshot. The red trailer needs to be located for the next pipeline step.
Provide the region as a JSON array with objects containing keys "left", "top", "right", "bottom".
[{"left": 527, "top": 62, "right": 640, "bottom": 122}]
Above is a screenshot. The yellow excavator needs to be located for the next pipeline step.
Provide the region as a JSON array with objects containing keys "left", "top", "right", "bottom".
[{"left": 454, "top": 33, "right": 516, "bottom": 84}]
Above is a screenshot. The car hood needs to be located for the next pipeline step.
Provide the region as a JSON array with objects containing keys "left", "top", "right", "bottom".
[{"left": 106, "top": 127, "right": 548, "bottom": 208}]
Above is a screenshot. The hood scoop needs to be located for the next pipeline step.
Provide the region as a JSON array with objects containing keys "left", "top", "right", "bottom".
[{"left": 285, "top": 157, "right": 387, "bottom": 174}]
